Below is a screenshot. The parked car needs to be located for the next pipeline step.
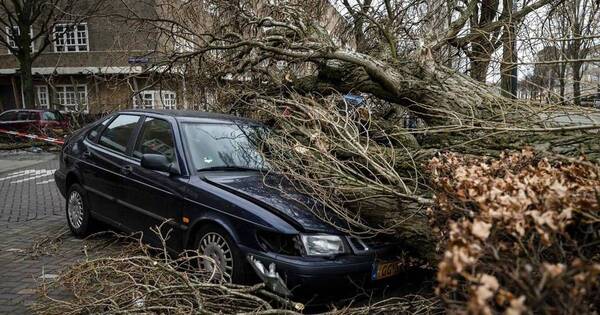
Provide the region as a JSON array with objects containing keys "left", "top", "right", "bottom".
[
  {"left": 0, "top": 109, "right": 69, "bottom": 134},
  {"left": 54, "top": 109, "right": 404, "bottom": 297}
]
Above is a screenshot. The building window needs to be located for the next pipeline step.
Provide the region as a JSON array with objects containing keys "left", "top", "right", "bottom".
[
  {"left": 56, "top": 85, "right": 88, "bottom": 112},
  {"left": 5, "top": 26, "right": 34, "bottom": 53},
  {"left": 35, "top": 85, "right": 49, "bottom": 109},
  {"left": 133, "top": 90, "right": 177, "bottom": 109},
  {"left": 133, "top": 91, "right": 155, "bottom": 109},
  {"left": 53, "top": 23, "right": 88, "bottom": 52},
  {"left": 161, "top": 91, "right": 177, "bottom": 109}
]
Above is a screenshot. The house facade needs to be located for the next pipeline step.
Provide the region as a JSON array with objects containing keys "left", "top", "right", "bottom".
[
  {"left": 0, "top": 0, "right": 347, "bottom": 114},
  {"left": 0, "top": 0, "right": 181, "bottom": 114}
]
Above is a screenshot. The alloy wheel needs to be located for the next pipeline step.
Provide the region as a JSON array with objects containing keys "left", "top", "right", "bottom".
[
  {"left": 198, "top": 232, "right": 234, "bottom": 282},
  {"left": 67, "top": 190, "right": 84, "bottom": 229}
]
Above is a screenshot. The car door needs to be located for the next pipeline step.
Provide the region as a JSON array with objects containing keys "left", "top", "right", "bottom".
[
  {"left": 119, "top": 116, "right": 187, "bottom": 248},
  {"left": 81, "top": 114, "right": 142, "bottom": 227}
]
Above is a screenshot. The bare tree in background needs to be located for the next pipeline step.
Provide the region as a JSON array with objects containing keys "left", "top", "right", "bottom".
[
  {"left": 0, "top": 0, "right": 107, "bottom": 108},
  {"left": 564, "top": 0, "right": 600, "bottom": 105}
]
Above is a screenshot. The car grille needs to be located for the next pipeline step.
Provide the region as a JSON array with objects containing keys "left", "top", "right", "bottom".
[{"left": 347, "top": 235, "right": 397, "bottom": 254}]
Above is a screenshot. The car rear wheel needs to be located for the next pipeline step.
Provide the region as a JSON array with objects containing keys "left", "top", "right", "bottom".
[
  {"left": 66, "top": 184, "right": 95, "bottom": 237},
  {"left": 195, "top": 226, "right": 249, "bottom": 283}
]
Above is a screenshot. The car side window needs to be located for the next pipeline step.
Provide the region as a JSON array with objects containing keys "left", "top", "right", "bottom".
[
  {"left": 16, "top": 111, "right": 30, "bottom": 121},
  {"left": 133, "top": 117, "right": 175, "bottom": 163},
  {"left": 87, "top": 117, "right": 112, "bottom": 142},
  {"left": 0, "top": 111, "right": 17, "bottom": 121},
  {"left": 42, "top": 111, "right": 58, "bottom": 121},
  {"left": 29, "top": 112, "right": 39, "bottom": 120},
  {"left": 98, "top": 115, "right": 140, "bottom": 154}
]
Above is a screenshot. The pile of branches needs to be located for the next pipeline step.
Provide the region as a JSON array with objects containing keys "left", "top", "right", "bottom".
[
  {"left": 33, "top": 233, "right": 300, "bottom": 314},
  {"left": 428, "top": 149, "right": 600, "bottom": 314},
  {"left": 33, "top": 232, "right": 441, "bottom": 315}
]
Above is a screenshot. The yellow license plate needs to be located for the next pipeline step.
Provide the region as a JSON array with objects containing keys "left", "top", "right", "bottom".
[{"left": 371, "top": 260, "right": 402, "bottom": 280}]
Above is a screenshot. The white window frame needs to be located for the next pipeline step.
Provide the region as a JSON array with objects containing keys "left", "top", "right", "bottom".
[
  {"left": 133, "top": 91, "right": 155, "bottom": 109},
  {"left": 161, "top": 91, "right": 177, "bottom": 109},
  {"left": 53, "top": 23, "right": 89, "bottom": 53},
  {"left": 35, "top": 85, "right": 49, "bottom": 109},
  {"left": 55, "top": 84, "right": 88, "bottom": 112},
  {"left": 133, "top": 90, "right": 177, "bottom": 110},
  {"left": 5, "top": 26, "right": 35, "bottom": 53}
]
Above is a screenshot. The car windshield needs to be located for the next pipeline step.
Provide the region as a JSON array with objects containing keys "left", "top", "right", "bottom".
[{"left": 181, "top": 122, "right": 269, "bottom": 171}]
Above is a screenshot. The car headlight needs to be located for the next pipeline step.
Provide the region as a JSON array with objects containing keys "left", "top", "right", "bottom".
[{"left": 299, "top": 234, "right": 347, "bottom": 256}]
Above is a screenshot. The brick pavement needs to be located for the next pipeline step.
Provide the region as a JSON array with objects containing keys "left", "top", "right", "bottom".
[{"left": 0, "top": 153, "right": 120, "bottom": 314}]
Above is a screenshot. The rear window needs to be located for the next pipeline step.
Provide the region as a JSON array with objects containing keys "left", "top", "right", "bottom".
[
  {"left": 98, "top": 115, "right": 140, "bottom": 154},
  {"left": 42, "top": 111, "right": 59, "bottom": 121}
]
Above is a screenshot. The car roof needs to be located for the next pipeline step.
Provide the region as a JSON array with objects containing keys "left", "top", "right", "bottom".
[
  {"left": 120, "top": 109, "right": 260, "bottom": 124},
  {"left": 2, "top": 109, "right": 50, "bottom": 113}
]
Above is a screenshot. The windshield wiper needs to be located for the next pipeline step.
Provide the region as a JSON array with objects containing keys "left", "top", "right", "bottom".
[{"left": 197, "top": 165, "right": 266, "bottom": 172}]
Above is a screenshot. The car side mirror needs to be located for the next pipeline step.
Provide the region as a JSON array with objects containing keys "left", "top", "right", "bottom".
[{"left": 140, "top": 154, "right": 180, "bottom": 175}]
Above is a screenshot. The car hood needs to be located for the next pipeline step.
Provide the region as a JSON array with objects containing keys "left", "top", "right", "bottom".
[{"left": 203, "top": 172, "right": 340, "bottom": 233}]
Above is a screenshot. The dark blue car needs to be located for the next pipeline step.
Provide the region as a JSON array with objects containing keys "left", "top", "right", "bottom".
[{"left": 54, "top": 109, "right": 404, "bottom": 297}]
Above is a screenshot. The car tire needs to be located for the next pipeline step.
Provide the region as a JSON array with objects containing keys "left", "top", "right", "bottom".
[
  {"left": 65, "top": 183, "right": 95, "bottom": 237},
  {"left": 195, "top": 225, "right": 250, "bottom": 284}
]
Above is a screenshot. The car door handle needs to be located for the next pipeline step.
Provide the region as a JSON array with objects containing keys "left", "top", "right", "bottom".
[
  {"left": 82, "top": 151, "right": 91, "bottom": 158},
  {"left": 121, "top": 165, "right": 133, "bottom": 175}
]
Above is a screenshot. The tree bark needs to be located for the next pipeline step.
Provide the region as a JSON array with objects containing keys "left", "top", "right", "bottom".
[
  {"left": 572, "top": 60, "right": 582, "bottom": 106},
  {"left": 500, "top": 0, "right": 517, "bottom": 98},
  {"left": 19, "top": 56, "right": 34, "bottom": 109}
]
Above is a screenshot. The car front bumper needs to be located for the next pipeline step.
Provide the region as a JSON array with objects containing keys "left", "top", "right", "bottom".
[{"left": 240, "top": 244, "right": 398, "bottom": 297}]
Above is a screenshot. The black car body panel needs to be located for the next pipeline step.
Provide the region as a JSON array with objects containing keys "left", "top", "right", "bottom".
[
  {"left": 54, "top": 109, "right": 404, "bottom": 297},
  {"left": 203, "top": 174, "right": 339, "bottom": 233}
]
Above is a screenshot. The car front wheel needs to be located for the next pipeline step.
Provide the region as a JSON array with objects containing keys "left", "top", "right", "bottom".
[
  {"left": 195, "top": 226, "right": 249, "bottom": 283},
  {"left": 66, "top": 184, "right": 95, "bottom": 237}
]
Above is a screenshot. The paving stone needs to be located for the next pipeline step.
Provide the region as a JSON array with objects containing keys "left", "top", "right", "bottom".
[{"left": 0, "top": 155, "right": 121, "bottom": 314}]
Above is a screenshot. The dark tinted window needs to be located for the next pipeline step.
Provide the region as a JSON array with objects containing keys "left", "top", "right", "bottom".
[
  {"left": 98, "top": 115, "right": 140, "bottom": 154},
  {"left": 0, "top": 111, "right": 17, "bottom": 121},
  {"left": 29, "top": 112, "right": 39, "bottom": 120},
  {"left": 133, "top": 118, "right": 175, "bottom": 162},
  {"left": 87, "top": 117, "right": 112, "bottom": 142},
  {"left": 16, "top": 111, "right": 31, "bottom": 121}
]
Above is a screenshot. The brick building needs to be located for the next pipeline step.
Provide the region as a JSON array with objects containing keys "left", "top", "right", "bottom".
[
  {"left": 0, "top": 0, "right": 346, "bottom": 114},
  {"left": 0, "top": 0, "right": 181, "bottom": 114}
]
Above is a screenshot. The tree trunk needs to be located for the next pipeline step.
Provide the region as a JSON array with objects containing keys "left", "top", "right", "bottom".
[
  {"left": 559, "top": 63, "right": 567, "bottom": 104},
  {"left": 572, "top": 60, "right": 582, "bottom": 106},
  {"left": 19, "top": 58, "right": 35, "bottom": 109},
  {"left": 500, "top": 0, "right": 517, "bottom": 98},
  {"left": 469, "top": 43, "right": 492, "bottom": 82}
]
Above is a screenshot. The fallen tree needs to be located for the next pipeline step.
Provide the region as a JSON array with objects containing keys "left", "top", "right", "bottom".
[
  {"left": 133, "top": 0, "right": 600, "bottom": 271},
  {"left": 105, "top": 0, "right": 600, "bottom": 312}
]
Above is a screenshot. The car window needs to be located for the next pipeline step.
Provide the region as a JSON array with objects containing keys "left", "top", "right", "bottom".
[
  {"left": 29, "top": 112, "right": 39, "bottom": 120},
  {"left": 98, "top": 115, "right": 140, "bottom": 154},
  {"left": 87, "top": 116, "right": 112, "bottom": 142},
  {"left": 0, "top": 111, "right": 17, "bottom": 121},
  {"left": 42, "top": 111, "right": 58, "bottom": 121},
  {"left": 181, "top": 123, "right": 268, "bottom": 170},
  {"left": 133, "top": 117, "right": 175, "bottom": 162},
  {"left": 16, "top": 111, "right": 31, "bottom": 121}
]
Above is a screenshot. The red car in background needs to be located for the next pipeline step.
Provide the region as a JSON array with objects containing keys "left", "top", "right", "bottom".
[{"left": 0, "top": 109, "right": 70, "bottom": 135}]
